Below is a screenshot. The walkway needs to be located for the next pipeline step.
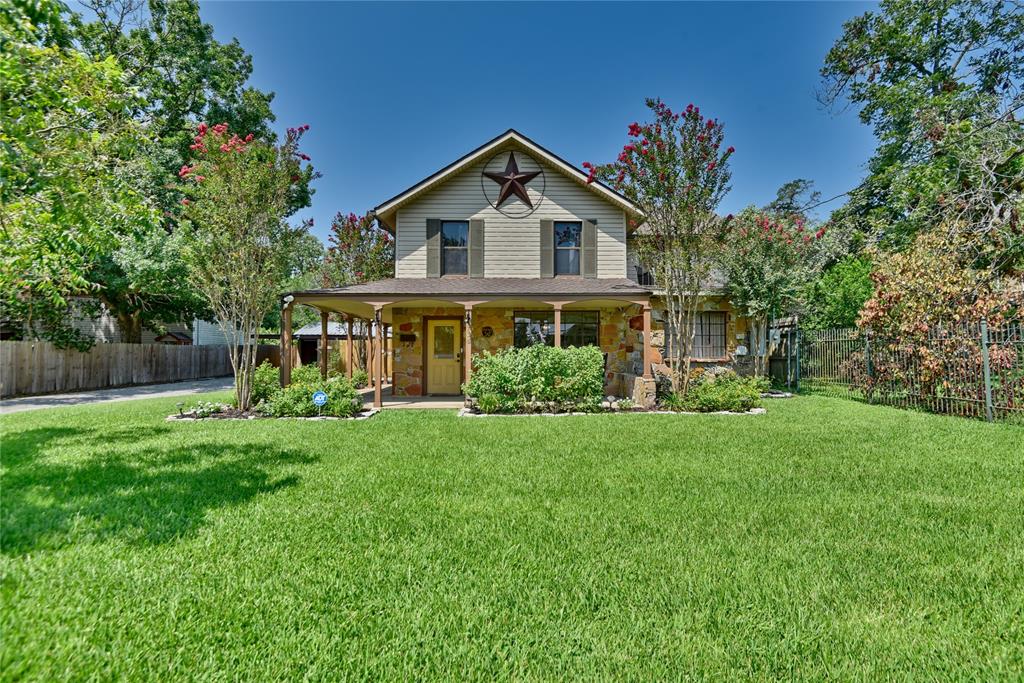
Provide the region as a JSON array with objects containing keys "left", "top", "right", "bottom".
[
  {"left": 357, "top": 385, "right": 463, "bottom": 409},
  {"left": 0, "top": 377, "right": 234, "bottom": 415}
]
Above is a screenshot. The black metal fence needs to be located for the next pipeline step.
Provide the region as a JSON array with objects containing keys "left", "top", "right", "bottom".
[{"left": 795, "top": 320, "right": 1024, "bottom": 422}]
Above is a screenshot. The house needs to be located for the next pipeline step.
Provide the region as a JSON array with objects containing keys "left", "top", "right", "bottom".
[{"left": 284, "top": 130, "right": 752, "bottom": 407}]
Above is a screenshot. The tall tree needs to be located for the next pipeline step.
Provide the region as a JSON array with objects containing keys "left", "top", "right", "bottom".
[
  {"left": 820, "top": 0, "right": 1024, "bottom": 249},
  {"left": 0, "top": 0, "right": 159, "bottom": 348},
  {"left": 67, "top": 0, "right": 315, "bottom": 341},
  {"left": 180, "top": 123, "right": 316, "bottom": 410},
  {"left": 589, "top": 99, "right": 734, "bottom": 392}
]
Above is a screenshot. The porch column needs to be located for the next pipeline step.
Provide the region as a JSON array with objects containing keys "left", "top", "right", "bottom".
[
  {"left": 363, "top": 318, "right": 371, "bottom": 380},
  {"left": 383, "top": 324, "right": 390, "bottom": 384},
  {"left": 642, "top": 305, "right": 653, "bottom": 379},
  {"left": 319, "top": 311, "right": 329, "bottom": 379},
  {"left": 553, "top": 304, "right": 562, "bottom": 348},
  {"left": 280, "top": 302, "right": 292, "bottom": 387},
  {"left": 374, "top": 308, "right": 383, "bottom": 408},
  {"left": 346, "top": 314, "right": 353, "bottom": 379},
  {"left": 463, "top": 305, "right": 473, "bottom": 384}
]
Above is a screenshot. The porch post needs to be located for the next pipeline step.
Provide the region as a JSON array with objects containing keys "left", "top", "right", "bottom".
[
  {"left": 642, "top": 304, "right": 653, "bottom": 379},
  {"left": 463, "top": 305, "right": 473, "bottom": 385},
  {"left": 553, "top": 304, "right": 562, "bottom": 348},
  {"left": 383, "top": 324, "right": 390, "bottom": 383},
  {"left": 346, "top": 314, "right": 353, "bottom": 379},
  {"left": 374, "top": 308, "right": 383, "bottom": 408},
  {"left": 363, "top": 318, "right": 371, "bottom": 379},
  {"left": 280, "top": 302, "right": 292, "bottom": 387},
  {"left": 319, "top": 311, "right": 329, "bottom": 379}
]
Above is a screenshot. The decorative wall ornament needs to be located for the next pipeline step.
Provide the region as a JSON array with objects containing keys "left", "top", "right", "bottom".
[
  {"left": 481, "top": 151, "right": 545, "bottom": 218},
  {"left": 481, "top": 326, "right": 494, "bottom": 338}
]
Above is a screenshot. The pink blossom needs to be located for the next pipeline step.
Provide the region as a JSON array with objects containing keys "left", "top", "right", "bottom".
[
  {"left": 628, "top": 122, "right": 641, "bottom": 137},
  {"left": 198, "top": 122, "right": 208, "bottom": 135},
  {"left": 707, "top": 162, "right": 716, "bottom": 171},
  {"left": 727, "top": 146, "right": 735, "bottom": 154}
]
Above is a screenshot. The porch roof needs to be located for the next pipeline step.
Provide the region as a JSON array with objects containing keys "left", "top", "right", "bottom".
[{"left": 286, "top": 277, "right": 651, "bottom": 300}]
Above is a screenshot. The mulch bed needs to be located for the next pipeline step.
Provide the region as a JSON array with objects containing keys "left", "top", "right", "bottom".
[{"left": 167, "top": 407, "right": 379, "bottom": 421}]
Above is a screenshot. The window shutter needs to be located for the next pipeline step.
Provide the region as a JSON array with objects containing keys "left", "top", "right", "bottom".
[
  {"left": 540, "top": 219, "right": 554, "bottom": 278},
  {"left": 469, "top": 219, "right": 484, "bottom": 278},
  {"left": 582, "top": 219, "right": 597, "bottom": 278},
  {"left": 426, "top": 219, "right": 441, "bottom": 278}
]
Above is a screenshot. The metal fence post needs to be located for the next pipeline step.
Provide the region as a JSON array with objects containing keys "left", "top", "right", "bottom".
[
  {"left": 980, "top": 319, "right": 994, "bottom": 422},
  {"left": 794, "top": 327, "right": 801, "bottom": 392},
  {"left": 864, "top": 330, "right": 872, "bottom": 403}
]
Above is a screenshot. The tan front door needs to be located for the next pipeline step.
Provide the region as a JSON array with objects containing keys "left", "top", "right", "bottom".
[{"left": 426, "top": 319, "right": 462, "bottom": 395}]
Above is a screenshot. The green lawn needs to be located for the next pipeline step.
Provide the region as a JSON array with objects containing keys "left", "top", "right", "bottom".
[{"left": 2, "top": 394, "right": 1022, "bottom": 680}]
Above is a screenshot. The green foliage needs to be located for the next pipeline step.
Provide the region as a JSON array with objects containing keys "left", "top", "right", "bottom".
[
  {"left": 350, "top": 369, "right": 369, "bottom": 389},
  {"left": 589, "top": 99, "right": 735, "bottom": 390},
  {"left": 820, "top": 0, "right": 1024, "bottom": 250},
  {"left": 263, "top": 375, "right": 360, "bottom": 418},
  {"left": 251, "top": 360, "right": 279, "bottom": 406},
  {"left": 463, "top": 345, "right": 605, "bottom": 413},
  {"left": 188, "top": 400, "right": 225, "bottom": 418},
  {"left": 803, "top": 256, "right": 875, "bottom": 329},
  {"left": 0, "top": 0, "right": 159, "bottom": 348},
  {"left": 322, "top": 212, "right": 395, "bottom": 286},
  {"left": 180, "top": 123, "right": 317, "bottom": 410},
  {"left": 661, "top": 369, "right": 766, "bottom": 412}
]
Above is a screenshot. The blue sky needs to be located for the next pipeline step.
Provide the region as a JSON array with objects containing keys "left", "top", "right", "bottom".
[{"left": 198, "top": 1, "right": 878, "bottom": 244}]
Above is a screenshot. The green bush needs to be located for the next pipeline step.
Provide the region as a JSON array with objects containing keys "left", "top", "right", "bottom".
[
  {"left": 661, "top": 369, "right": 767, "bottom": 413},
  {"left": 251, "top": 360, "right": 279, "bottom": 406},
  {"left": 463, "top": 345, "right": 605, "bottom": 413},
  {"left": 351, "top": 368, "right": 369, "bottom": 389},
  {"left": 263, "top": 374, "right": 361, "bottom": 418}
]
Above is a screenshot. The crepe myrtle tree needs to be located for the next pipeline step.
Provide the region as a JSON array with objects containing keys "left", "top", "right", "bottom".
[
  {"left": 586, "top": 99, "right": 734, "bottom": 392},
  {"left": 179, "top": 122, "right": 317, "bottom": 410},
  {"left": 721, "top": 211, "right": 827, "bottom": 376},
  {"left": 322, "top": 211, "right": 394, "bottom": 287}
]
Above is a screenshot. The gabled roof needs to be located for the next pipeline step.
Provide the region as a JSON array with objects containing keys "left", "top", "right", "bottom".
[{"left": 373, "top": 129, "right": 645, "bottom": 231}]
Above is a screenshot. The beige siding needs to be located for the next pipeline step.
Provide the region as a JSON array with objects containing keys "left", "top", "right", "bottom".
[{"left": 396, "top": 155, "right": 627, "bottom": 278}]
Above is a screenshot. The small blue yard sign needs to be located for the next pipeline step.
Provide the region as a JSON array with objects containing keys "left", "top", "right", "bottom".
[{"left": 312, "top": 390, "right": 328, "bottom": 407}]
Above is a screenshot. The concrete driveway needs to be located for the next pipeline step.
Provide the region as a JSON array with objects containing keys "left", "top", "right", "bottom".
[{"left": 0, "top": 377, "right": 234, "bottom": 415}]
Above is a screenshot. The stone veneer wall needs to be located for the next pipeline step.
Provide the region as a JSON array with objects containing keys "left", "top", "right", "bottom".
[
  {"left": 388, "top": 300, "right": 752, "bottom": 397},
  {"left": 389, "top": 305, "right": 646, "bottom": 397}
]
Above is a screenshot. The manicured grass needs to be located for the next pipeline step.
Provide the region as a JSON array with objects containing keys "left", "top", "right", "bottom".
[{"left": 2, "top": 394, "right": 1022, "bottom": 679}]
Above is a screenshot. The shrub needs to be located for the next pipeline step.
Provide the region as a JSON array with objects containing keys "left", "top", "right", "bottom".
[
  {"left": 251, "top": 360, "right": 279, "bottom": 406},
  {"left": 351, "top": 368, "right": 369, "bottom": 389},
  {"left": 660, "top": 370, "right": 767, "bottom": 413},
  {"left": 463, "top": 345, "right": 605, "bottom": 413},
  {"left": 263, "top": 374, "right": 361, "bottom": 418}
]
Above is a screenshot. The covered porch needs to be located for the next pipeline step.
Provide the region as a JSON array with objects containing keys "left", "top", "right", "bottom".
[{"left": 279, "top": 278, "right": 655, "bottom": 408}]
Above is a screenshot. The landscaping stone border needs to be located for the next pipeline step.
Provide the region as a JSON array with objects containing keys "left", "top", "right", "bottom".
[
  {"left": 457, "top": 407, "right": 766, "bottom": 418},
  {"left": 167, "top": 408, "right": 380, "bottom": 422}
]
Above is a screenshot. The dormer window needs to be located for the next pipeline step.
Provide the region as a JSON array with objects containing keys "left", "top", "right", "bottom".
[
  {"left": 554, "top": 221, "right": 581, "bottom": 275},
  {"left": 441, "top": 221, "right": 468, "bottom": 275}
]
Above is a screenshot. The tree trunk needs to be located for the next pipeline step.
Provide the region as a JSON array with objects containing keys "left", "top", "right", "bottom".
[{"left": 116, "top": 312, "right": 143, "bottom": 344}]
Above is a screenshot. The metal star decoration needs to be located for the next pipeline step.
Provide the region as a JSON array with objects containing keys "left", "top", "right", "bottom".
[{"left": 483, "top": 152, "right": 541, "bottom": 208}]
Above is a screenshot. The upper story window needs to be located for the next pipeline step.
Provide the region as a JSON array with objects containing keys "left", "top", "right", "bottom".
[
  {"left": 441, "top": 221, "right": 468, "bottom": 275},
  {"left": 554, "top": 221, "right": 581, "bottom": 275}
]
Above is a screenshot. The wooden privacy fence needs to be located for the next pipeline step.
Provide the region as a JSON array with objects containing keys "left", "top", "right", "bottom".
[
  {"left": 0, "top": 342, "right": 278, "bottom": 398},
  {"left": 798, "top": 320, "right": 1024, "bottom": 422}
]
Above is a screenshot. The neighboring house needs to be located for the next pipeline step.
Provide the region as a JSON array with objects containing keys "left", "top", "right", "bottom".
[
  {"left": 63, "top": 299, "right": 232, "bottom": 346},
  {"left": 285, "top": 129, "right": 752, "bottom": 405}
]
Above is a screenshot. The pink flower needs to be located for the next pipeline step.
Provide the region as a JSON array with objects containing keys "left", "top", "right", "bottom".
[
  {"left": 197, "top": 122, "right": 208, "bottom": 135},
  {"left": 178, "top": 165, "right": 193, "bottom": 177},
  {"left": 582, "top": 161, "right": 593, "bottom": 170},
  {"left": 815, "top": 228, "right": 826, "bottom": 239},
  {"left": 180, "top": 198, "right": 190, "bottom": 205},
  {"left": 628, "top": 122, "right": 641, "bottom": 137},
  {"left": 706, "top": 120, "right": 714, "bottom": 129},
  {"left": 707, "top": 162, "right": 716, "bottom": 171},
  {"left": 245, "top": 133, "right": 254, "bottom": 142}
]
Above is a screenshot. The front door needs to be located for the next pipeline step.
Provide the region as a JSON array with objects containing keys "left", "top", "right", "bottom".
[{"left": 426, "top": 319, "right": 462, "bottom": 395}]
